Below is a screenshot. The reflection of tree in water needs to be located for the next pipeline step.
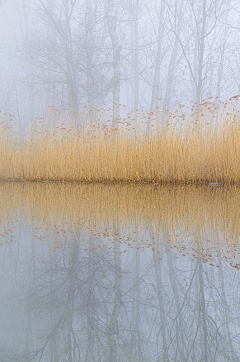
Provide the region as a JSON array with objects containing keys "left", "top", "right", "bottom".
[
  {"left": 0, "top": 184, "right": 239, "bottom": 361},
  {"left": 1, "top": 228, "right": 240, "bottom": 362}
]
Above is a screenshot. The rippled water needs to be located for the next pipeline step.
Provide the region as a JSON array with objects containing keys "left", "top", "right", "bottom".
[{"left": 0, "top": 183, "right": 239, "bottom": 362}]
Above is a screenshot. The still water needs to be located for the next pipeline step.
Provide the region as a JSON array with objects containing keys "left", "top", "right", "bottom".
[{"left": 0, "top": 183, "right": 239, "bottom": 362}]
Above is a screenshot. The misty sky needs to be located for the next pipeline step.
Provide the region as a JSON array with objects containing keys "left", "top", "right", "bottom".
[{"left": 0, "top": 0, "right": 240, "bottom": 130}]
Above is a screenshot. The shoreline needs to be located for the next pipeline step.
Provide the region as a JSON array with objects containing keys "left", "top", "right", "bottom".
[{"left": 0, "top": 179, "right": 239, "bottom": 186}]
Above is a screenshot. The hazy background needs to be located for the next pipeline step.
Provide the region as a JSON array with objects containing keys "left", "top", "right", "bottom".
[{"left": 0, "top": 0, "right": 239, "bottom": 131}]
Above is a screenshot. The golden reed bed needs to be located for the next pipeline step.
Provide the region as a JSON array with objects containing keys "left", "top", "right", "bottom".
[{"left": 0, "top": 98, "right": 239, "bottom": 184}]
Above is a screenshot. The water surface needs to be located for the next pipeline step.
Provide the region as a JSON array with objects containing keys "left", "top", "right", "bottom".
[{"left": 0, "top": 183, "right": 239, "bottom": 362}]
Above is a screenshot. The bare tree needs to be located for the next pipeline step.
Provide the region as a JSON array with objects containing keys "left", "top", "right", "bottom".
[{"left": 106, "top": 0, "right": 121, "bottom": 126}]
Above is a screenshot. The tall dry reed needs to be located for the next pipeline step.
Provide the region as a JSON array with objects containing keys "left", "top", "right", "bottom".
[{"left": 0, "top": 98, "right": 239, "bottom": 183}]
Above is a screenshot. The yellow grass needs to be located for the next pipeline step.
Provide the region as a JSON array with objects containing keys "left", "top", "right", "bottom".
[{"left": 0, "top": 99, "right": 239, "bottom": 184}]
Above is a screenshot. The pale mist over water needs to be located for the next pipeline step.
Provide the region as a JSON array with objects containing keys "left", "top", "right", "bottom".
[
  {"left": 0, "top": 184, "right": 239, "bottom": 361},
  {"left": 0, "top": 1, "right": 240, "bottom": 361}
]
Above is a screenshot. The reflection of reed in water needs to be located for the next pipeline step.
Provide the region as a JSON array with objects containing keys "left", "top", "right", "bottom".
[
  {"left": 0, "top": 184, "right": 240, "bottom": 361},
  {"left": 0, "top": 183, "right": 239, "bottom": 266}
]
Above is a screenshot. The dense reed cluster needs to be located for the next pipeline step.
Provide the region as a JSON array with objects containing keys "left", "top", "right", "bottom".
[{"left": 0, "top": 98, "right": 239, "bottom": 184}]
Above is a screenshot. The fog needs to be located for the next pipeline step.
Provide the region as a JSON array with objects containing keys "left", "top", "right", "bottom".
[
  {"left": 0, "top": 4, "right": 240, "bottom": 361},
  {"left": 0, "top": 183, "right": 239, "bottom": 361},
  {"left": 0, "top": 0, "right": 239, "bottom": 131}
]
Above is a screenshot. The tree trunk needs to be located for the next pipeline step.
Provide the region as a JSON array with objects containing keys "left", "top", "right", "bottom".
[
  {"left": 147, "top": 0, "right": 165, "bottom": 133},
  {"left": 107, "top": 0, "right": 121, "bottom": 127}
]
